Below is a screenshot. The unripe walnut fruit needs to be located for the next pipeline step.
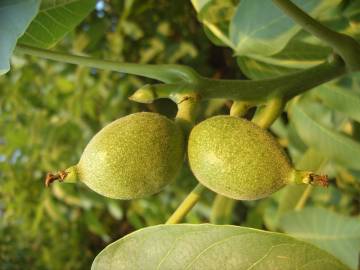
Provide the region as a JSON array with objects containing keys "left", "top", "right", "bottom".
[
  {"left": 48, "top": 112, "right": 185, "bottom": 199},
  {"left": 188, "top": 116, "right": 327, "bottom": 200}
]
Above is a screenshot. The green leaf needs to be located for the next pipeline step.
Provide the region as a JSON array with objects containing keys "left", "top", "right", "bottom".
[
  {"left": 0, "top": 0, "right": 40, "bottom": 75},
  {"left": 191, "top": 0, "right": 237, "bottom": 48},
  {"left": 92, "top": 224, "right": 349, "bottom": 270},
  {"left": 237, "top": 39, "right": 331, "bottom": 79},
  {"left": 237, "top": 55, "right": 297, "bottom": 79},
  {"left": 229, "top": 0, "right": 340, "bottom": 56},
  {"left": 289, "top": 100, "right": 360, "bottom": 170},
  {"left": 235, "top": 14, "right": 351, "bottom": 79},
  {"left": 19, "top": 0, "right": 96, "bottom": 48},
  {"left": 280, "top": 207, "right": 360, "bottom": 270},
  {"left": 313, "top": 84, "right": 360, "bottom": 122}
]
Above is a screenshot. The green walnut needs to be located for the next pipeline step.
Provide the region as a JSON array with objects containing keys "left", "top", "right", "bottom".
[
  {"left": 188, "top": 115, "right": 327, "bottom": 200},
  {"left": 46, "top": 112, "right": 185, "bottom": 199}
]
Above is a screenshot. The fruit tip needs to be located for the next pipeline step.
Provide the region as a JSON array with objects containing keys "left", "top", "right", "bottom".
[
  {"left": 44, "top": 170, "right": 68, "bottom": 187},
  {"left": 309, "top": 173, "right": 329, "bottom": 187},
  {"left": 292, "top": 170, "right": 329, "bottom": 187}
]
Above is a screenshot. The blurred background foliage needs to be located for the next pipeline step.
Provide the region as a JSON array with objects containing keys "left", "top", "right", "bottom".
[{"left": 0, "top": 0, "right": 359, "bottom": 269}]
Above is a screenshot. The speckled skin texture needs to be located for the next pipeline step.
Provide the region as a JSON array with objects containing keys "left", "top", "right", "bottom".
[
  {"left": 188, "top": 116, "right": 293, "bottom": 200},
  {"left": 77, "top": 112, "right": 184, "bottom": 199}
]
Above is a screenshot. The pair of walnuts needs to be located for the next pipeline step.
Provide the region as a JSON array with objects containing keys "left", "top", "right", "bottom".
[{"left": 49, "top": 112, "right": 324, "bottom": 201}]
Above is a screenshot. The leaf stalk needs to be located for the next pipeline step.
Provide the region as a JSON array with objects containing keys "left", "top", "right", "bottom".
[
  {"left": 15, "top": 45, "right": 200, "bottom": 83},
  {"left": 15, "top": 45, "right": 346, "bottom": 104}
]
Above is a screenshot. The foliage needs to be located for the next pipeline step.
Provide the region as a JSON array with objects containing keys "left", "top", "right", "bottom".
[
  {"left": 1, "top": 0, "right": 360, "bottom": 269},
  {"left": 280, "top": 207, "right": 360, "bottom": 270},
  {"left": 19, "top": 0, "right": 96, "bottom": 48},
  {"left": 0, "top": 0, "right": 40, "bottom": 74},
  {"left": 93, "top": 224, "right": 348, "bottom": 270}
]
